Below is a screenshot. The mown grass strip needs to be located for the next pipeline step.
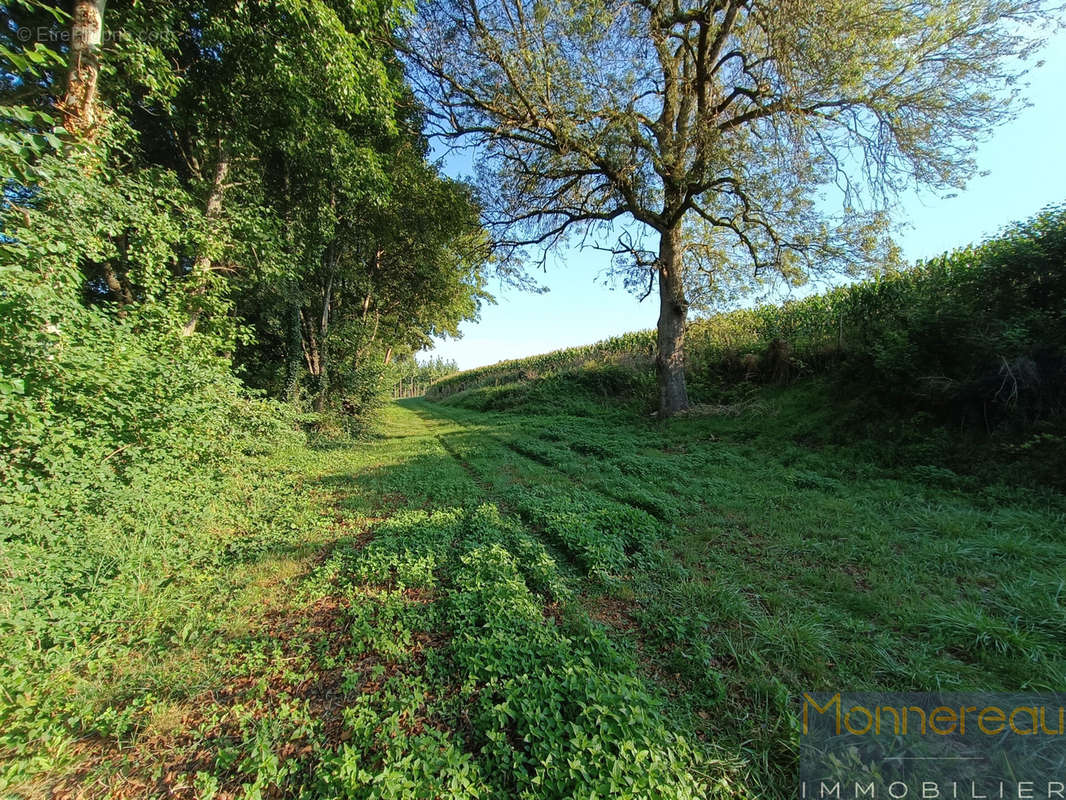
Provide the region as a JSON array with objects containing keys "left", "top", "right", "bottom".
[{"left": 411, "top": 398, "right": 1066, "bottom": 796}]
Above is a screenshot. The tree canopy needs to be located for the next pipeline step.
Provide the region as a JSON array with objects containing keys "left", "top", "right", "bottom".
[
  {"left": 402, "top": 0, "right": 1055, "bottom": 414},
  {"left": 1, "top": 0, "right": 490, "bottom": 443}
]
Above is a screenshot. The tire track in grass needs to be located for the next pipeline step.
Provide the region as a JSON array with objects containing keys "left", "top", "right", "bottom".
[
  {"left": 424, "top": 403, "right": 704, "bottom": 523},
  {"left": 408, "top": 402, "right": 586, "bottom": 557},
  {"left": 339, "top": 502, "right": 708, "bottom": 798},
  {"left": 407, "top": 403, "right": 673, "bottom": 671},
  {"left": 406, "top": 404, "right": 722, "bottom": 715},
  {"left": 410, "top": 403, "right": 664, "bottom": 579},
  {"left": 407, "top": 402, "right": 750, "bottom": 760},
  {"left": 430, "top": 425, "right": 587, "bottom": 602},
  {"left": 383, "top": 404, "right": 721, "bottom": 797}
]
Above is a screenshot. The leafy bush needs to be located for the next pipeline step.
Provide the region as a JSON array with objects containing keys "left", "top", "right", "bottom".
[{"left": 0, "top": 138, "right": 317, "bottom": 779}]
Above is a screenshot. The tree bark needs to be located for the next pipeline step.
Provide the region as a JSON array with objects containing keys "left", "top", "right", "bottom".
[
  {"left": 62, "top": 0, "right": 106, "bottom": 135},
  {"left": 101, "top": 262, "right": 132, "bottom": 309},
  {"left": 182, "top": 151, "right": 230, "bottom": 336},
  {"left": 284, "top": 302, "right": 303, "bottom": 403},
  {"left": 655, "top": 226, "right": 689, "bottom": 416},
  {"left": 300, "top": 308, "right": 320, "bottom": 378},
  {"left": 313, "top": 257, "right": 336, "bottom": 412}
]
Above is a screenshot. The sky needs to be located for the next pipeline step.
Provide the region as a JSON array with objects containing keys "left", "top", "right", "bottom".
[{"left": 421, "top": 29, "right": 1066, "bottom": 371}]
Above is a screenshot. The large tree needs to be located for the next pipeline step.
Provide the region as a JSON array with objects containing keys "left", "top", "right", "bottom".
[{"left": 402, "top": 0, "right": 1053, "bottom": 414}]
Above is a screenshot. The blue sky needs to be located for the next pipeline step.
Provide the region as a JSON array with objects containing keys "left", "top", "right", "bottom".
[{"left": 423, "top": 30, "right": 1066, "bottom": 370}]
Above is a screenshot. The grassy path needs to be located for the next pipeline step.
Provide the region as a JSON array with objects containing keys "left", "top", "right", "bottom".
[{"left": 9, "top": 399, "right": 1065, "bottom": 798}]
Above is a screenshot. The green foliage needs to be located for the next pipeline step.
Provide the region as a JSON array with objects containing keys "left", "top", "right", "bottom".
[
  {"left": 0, "top": 123, "right": 321, "bottom": 788},
  {"left": 0, "top": 0, "right": 491, "bottom": 790},
  {"left": 0, "top": 439, "right": 329, "bottom": 788},
  {"left": 3, "top": 144, "right": 240, "bottom": 482},
  {"left": 0, "top": 1, "right": 68, "bottom": 182},
  {"left": 1, "top": 0, "right": 489, "bottom": 427},
  {"left": 6, "top": 394, "right": 1065, "bottom": 796}
]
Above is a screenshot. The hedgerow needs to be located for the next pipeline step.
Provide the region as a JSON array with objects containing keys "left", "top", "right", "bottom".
[{"left": 0, "top": 146, "right": 328, "bottom": 781}]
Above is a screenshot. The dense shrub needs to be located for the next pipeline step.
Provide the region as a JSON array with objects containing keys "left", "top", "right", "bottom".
[{"left": 0, "top": 145, "right": 316, "bottom": 762}]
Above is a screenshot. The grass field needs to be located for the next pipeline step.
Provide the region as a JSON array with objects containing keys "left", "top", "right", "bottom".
[{"left": 6, "top": 395, "right": 1064, "bottom": 798}]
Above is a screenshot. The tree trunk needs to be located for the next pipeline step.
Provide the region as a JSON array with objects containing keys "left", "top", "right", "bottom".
[
  {"left": 313, "top": 259, "right": 335, "bottom": 412},
  {"left": 284, "top": 302, "right": 303, "bottom": 403},
  {"left": 300, "top": 308, "right": 320, "bottom": 378},
  {"left": 62, "top": 0, "right": 106, "bottom": 135},
  {"left": 101, "top": 262, "right": 132, "bottom": 310},
  {"left": 182, "top": 151, "right": 230, "bottom": 336},
  {"left": 655, "top": 226, "right": 689, "bottom": 416}
]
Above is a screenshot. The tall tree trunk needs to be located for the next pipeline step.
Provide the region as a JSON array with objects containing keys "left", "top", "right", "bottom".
[
  {"left": 182, "top": 151, "right": 230, "bottom": 336},
  {"left": 62, "top": 0, "right": 106, "bottom": 135},
  {"left": 655, "top": 226, "right": 689, "bottom": 416},
  {"left": 313, "top": 256, "right": 336, "bottom": 412},
  {"left": 284, "top": 302, "right": 303, "bottom": 403}
]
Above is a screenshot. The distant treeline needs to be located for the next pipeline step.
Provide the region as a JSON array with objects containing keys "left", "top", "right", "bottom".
[{"left": 390, "top": 356, "right": 459, "bottom": 398}]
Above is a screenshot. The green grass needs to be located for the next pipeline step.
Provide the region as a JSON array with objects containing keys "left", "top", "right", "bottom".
[
  {"left": 3, "top": 396, "right": 1064, "bottom": 798},
  {"left": 425, "top": 206, "right": 1066, "bottom": 497}
]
